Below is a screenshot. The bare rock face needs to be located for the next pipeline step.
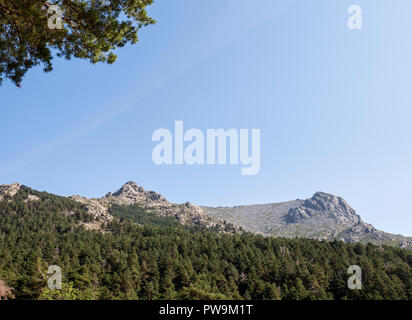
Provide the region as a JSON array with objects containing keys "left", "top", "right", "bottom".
[
  {"left": 25, "top": 194, "right": 41, "bottom": 202},
  {"left": 103, "top": 181, "right": 168, "bottom": 206},
  {"left": 285, "top": 206, "right": 315, "bottom": 223},
  {"left": 67, "top": 195, "right": 113, "bottom": 222},
  {"left": 285, "top": 192, "right": 361, "bottom": 225},
  {"left": 0, "top": 183, "right": 41, "bottom": 203},
  {"left": 0, "top": 182, "right": 21, "bottom": 201}
]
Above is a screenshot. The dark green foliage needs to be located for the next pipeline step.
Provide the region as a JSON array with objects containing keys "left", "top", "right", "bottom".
[
  {"left": 0, "top": 187, "right": 411, "bottom": 300},
  {"left": 109, "top": 204, "right": 182, "bottom": 228},
  {"left": 0, "top": 0, "right": 155, "bottom": 86}
]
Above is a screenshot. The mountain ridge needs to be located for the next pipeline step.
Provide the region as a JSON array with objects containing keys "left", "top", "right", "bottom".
[
  {"left": 0, "top": 181, "right": 234, "bottom": 233},
  {"left": 1, "top": 181, "right": 410, "bottom": 249}
]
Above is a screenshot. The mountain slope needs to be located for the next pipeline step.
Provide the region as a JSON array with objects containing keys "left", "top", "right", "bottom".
[
  {"left": 1, "top": 181, "right": 235, "bottom": 233},
  {"left": 202, "top": 192, "right": 412, "bottom": 250},
  {"left": 98, "top": 181, "right": 229, "bottom": 230}
]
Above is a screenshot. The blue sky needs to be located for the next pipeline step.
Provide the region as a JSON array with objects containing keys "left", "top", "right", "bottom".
[{"left": 1, "top": 0, "right": 412, "bottom": 236}]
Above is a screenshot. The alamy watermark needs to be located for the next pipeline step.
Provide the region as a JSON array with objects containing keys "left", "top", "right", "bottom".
[
  {"left": 47, "top": 265, "right": 62, "bottom": 290},
  {"left": 45, "top": 264, "right": 361, "bottom": 292},
  {"left": 347, "top": 5, "right": 362, "bottom": 30},
  {"left": 47, "top": 5, "right": 63, "bottom": 30},
  {"left": 347, "top": 265, "right": 362, "bottom": 290},
  {"left": 46, "top": 4, "right": 362, "bottom": 30},
  {"left": 152, "top": 121, "right": 260, "bottom": 176}
]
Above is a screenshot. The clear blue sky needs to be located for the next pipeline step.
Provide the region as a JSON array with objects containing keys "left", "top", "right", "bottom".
[{"left": 1, "top": 0, "right": 412, "bottom": 236}]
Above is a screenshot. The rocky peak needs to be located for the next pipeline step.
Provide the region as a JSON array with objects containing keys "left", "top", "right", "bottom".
[
  {"left": 0, "top": 183, "right": 21, "bottom": 201},
  {"left": 112, "top": 181, "right": 143, "bottom": 196},
  {"left": 285, "top": 192, "right": 361, "bottom": 224},
  {"left": 305, "top": 192, "right": 357, "bottom": 217},
  {"left": 104, "top": 181, "right": 166, "bottom": 205}
]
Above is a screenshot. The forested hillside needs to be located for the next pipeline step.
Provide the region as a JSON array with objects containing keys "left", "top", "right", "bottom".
[{"left": 0, "top": 186, "right": 411, "bottom": 300}]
